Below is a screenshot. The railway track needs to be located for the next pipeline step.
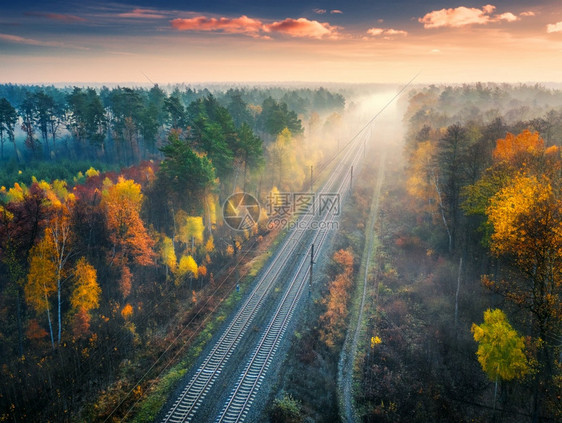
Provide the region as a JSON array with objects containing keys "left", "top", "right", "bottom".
[
  {"left": 162, "top": 124, "right": 366, "bottom": 423},
  {"left": 215, "top": 133, "right": 364, "bottom": 423}
]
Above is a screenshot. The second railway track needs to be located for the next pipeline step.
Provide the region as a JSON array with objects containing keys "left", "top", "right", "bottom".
[{"left": 161, "top": 120, "right": 367, "bottom": 423}]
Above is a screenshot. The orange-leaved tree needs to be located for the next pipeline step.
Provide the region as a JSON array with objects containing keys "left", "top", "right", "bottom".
[
  {"left": 319, "top": 249, "right": 354, "bottom": 348},
  {"left": 101, "top": 176, "right": 155, "bottom": 299},
  {"left": 465, "top": 130, "right": 561, "bottom": 420},
  {"left": 101, "top": 176, "right": 154, "bottom": 266}
]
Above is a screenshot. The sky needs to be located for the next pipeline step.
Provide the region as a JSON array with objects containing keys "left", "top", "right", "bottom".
[{"left": 1, "top": 1, "right": 562, "bottom": 84}]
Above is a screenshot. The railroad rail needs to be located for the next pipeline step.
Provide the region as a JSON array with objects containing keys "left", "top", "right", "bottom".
[
  {"left": 162, "top": 125, "right": 366, "bottom": 423},
  {"left": 215, "top": 132, "right": 364, "bottom": 423}
]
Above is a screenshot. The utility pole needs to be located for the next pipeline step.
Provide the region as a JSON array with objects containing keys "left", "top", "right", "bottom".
[
  {"left": 350, "top": 166, "right": 354, "bottom": 191},
  {"left": 310, "top": 165, "right": 313, "bottom": 192},
  {"left": 309, "top": 243, "right": 314, "bottom": 295}
]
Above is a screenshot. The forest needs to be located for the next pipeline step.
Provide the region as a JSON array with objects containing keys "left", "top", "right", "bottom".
[
  {"left": 0, "top": 82, "right": 560, "bottom": 422},
  {"left": 0, "top": 83, "right": 347, "bottom": 422},
  {"left": 352, "top": 83, "right": 561, "bottom": 422}
]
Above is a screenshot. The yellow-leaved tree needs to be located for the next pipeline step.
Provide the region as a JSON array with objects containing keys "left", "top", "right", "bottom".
[
  {"left": 471, "top": 309, "right": 530, "bottom": 382},
  {"left": 70, "top": 258, "right": 100, "bottom": 338},
  {"left": 464, "top": 130, "right": 561, "bottom": 420},
  {"left": 471, "top": 309, "right": 530, "bottom": 411},
  {"left": 176, "top": 255, "right": 198, "bottom": 286},
  {"left": 160, "top": 236, "right": 177, "bottom": 277},
  {"left": 25, "top": 237, "right": 57, "bottom": 349},
  {"left": 174, "top": 211, "right": 204, "bottom": 250}
]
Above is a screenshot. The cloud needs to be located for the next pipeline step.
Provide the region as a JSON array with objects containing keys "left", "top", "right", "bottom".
[
  {"left": 330, "top": 10, "right": 343, "bottom": 14},
  {"left": 313, "top": 9, "right": 326, "bottom": 15},
  {"left": 25, "top": 12, "right": 86, "bottom": 23},
  {"left": 385, "top": 29, "right": 408, "bottom": 36},
  {"left": 265, "top": 18, "right": 340, "bottom": 38},
  {"left": 366, "top": 28, "right": 384, "bottom": 36},
  {"left": 0, "top": 33, "right": 63, "bottom": 47},
  {"left": 0, "top": 33, "right": 90, "bottom": 50},
  {"left": 118, "top": 8, "right": 167, "bottom": 19},
  {"left": 0, "top": 33, "right": 65, "bottom": 47},
  {"left": 497, "top": 12, "right": 519, "bottom": 23},
  {"left": 419, "top": 4, "right": 519, "bottom": 29},
  {"left": 171, "top": 15, "right": 263, "bottom": 36},
  {"left": 171, "top": 15, "right": 340, "bottom": 39},
  {"left": 520, "top": 11, "right": 535, "bottom": 17},
  {"left": 547, "top": 22, "right": 562, "bottom": 33},
  {"left": 366, "top": 27, "right": 407, "bottom": 37}
]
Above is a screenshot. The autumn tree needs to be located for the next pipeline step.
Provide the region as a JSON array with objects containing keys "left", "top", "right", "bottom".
[
  {"left": 176, "top": 255, "right": 198, "bottom": 288},
  {"left": 1, "top": 183, "right": 51, "bottom": 354},
  {"left": 101, "top": 176, "right": 154, "bottom": 266},
  {"left": 160, "top": 236, "right": 177, "bottom": 278},
  {"left": 70, "top": 257, "right": 100, "bottom": 338},
  {"left": 319, "top": 249, "right": 354, "bottom": 348},
  {"left": 101, "top": 176, "right": 154, "bottom": 298},
  {"left": 25, "top": 236, "right": 57, "bottom": 349},
  {"left": 471, "top": 309, "right": 530, "bottom": 412},
  {"left": 174, "top": 212, "right": 204, "bottom": 251},
  {"left": 465, "top": 130, "right": 561, "bottom": 420},
  {"left": 472, "top": 309, "right": 530, "bottom": 382},
  {"left": 30, "top": 179, "right": 78, "bottom": 345}
]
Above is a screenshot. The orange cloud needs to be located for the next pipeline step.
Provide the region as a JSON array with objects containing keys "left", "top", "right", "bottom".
[
  {"left": 547, "top": 22, "right": 562, "bottom": 33},
  {"left": 313, "top": 9, "right": 326, "bottom": 15},
  {"left": 171, "top": 15, "right": 263, "bottom": 36},
  {"left": 25, "top": 12, "right": 86, "bottom": 22},
  {"left": 520, "top": 11, "right": 535, "bottom": 17},
  {"left": 331, "top": 10, "right": 343, "bottom": 14},
  {"left": 118, "top": 8, "right": 167, "bottom": 19},
  {"left": 264, "top": 18, "right": 340, "bottom": 39},
  {"left": 419, "top": 4, "right": 519, "bottom": 29},
  {"left": 171, "top": 15, "right": 340, "bottom": 39},
  {"left": 366, "top": 27, "right": 407, "bottom": 37}
]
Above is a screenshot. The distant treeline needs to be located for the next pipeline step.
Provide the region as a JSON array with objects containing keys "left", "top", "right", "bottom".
[{"left": 0, "top": 84, "right": 344, "bottom": 165}]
